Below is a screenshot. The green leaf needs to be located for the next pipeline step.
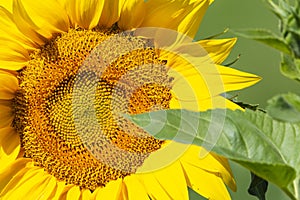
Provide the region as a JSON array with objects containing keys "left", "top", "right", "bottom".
[
  {"left": 280, "top": 54, "right": 300, "bottom": 81},
  {"left": 287, "top": 28, "right": 300, "bottom": 40},
  {"left": 285, "top": 179, "right": 300, "bottom": 200},
  {"left": 267, "top": 93, "right": 300, "bottom": 123},
  {"left": 248, "top": 172, "right": 268, "bottom": 200},
  {"left": 267, "top": 0, "right": 290, "bottom": 20},
  {"left": 232, "top": 29, "right": 293, "bottom": 55},
  {"left": 224, "top": 94, "right": 264, "bottom": 111},
  {"left": 232, "top": 101, "right": 260, "bottom": 111},
  {"left": 127, "top": 109, "right": 300, "bottom": 199}
]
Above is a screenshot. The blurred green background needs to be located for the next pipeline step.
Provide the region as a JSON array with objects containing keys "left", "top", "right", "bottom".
[{"left": 192, "top": 0, "right": 299, "bottom": 199}]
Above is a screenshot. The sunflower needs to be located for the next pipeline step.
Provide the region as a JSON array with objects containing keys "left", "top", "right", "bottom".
[{"left": 0, "top": 0, "right": 260, "bottom": 199}]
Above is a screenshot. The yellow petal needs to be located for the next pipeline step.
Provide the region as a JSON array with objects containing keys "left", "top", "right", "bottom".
[
  {"left": 152, "top": 161, "right": 189, "bottom": 200},
  {"left": 1, "top": 0, "right": 12, "bottom": 12},
  {"left": 122, "top": 175, "right": 149, "bottom": 200},
  {"left": 12, "top": 0, "right": 46, "bottom": 45},
  {"left": 168, "top": 56, "right": 226, "bottom": 111},
  {"left": 50, "top": 181, "right": 67, "bottom": 200},
  {"left": 217, "top": 65, "right": 262, "bottom": 92},
  {"left": 207, "top": 96, "right": 242, "bottom": 110},
  {"left": 64, "top": 0, "right": 104, "bottom": 29},
  {"left": 141, "top": 0, "right": 187, "bottom": 30},
  {"left": 0, "top": 127, "right": 20, "bottom": 172},
  {"left": 198, "top": 38, "right": 237, "bottom": 64},
  {"left": 136, "top": 173, "right": 171, "bottom": 199},
  {"left": 170, "top": 94, "right": 241, "bottom": 111},
  {"left": 6, "top": 173, "right": 56, "bottom": 200},
  {"left": 18, "top": 0, "right": 69, "bottom": 33},
  {"left": 141, "top": 0, "right": 210, "bottom": 38},
  {"left": 0, "top": 158, "right": 32, "bottom": 193},
  {"left": 0, "top": 100, "right": 14, "bottom": 128},
  {"left": 167, "top": 55, "right": 217, "bottom": 106},
  {"left": 0, "top": 7, "right": 37, "bottom": 50},
  {"left": 0, "top": 38, "right": 29, "bottom": 70},
  {"left": 36, "top": 176, "right": 58, "bottom": 200},
  {"left": 0, "top": 70, "right": 18, "bottom": 100},
  {"left": 99, "top": 0, "right": 125, "bottom": 28},
  {"left": 118, "top": 0, "right": 146, "bottom": 30},
  {"left": 0, "top": 166, "right": 50, "bottom": 199},
  {"left": 168, "top": 53, "right": 260, "bottom": 111},
  {"left": 181, "top": 161, "right": 232, "bottom": 200},
  {"left": 177, "top": 0, "right": 210, "bottom": 38},
  {"left": 13, "top": 0, "right": 69, "bottom": 44},
  {"left": 80, "top": 189, "right": 92, "bottom": 200},
  {"left": 93, "top": 179, "right": 122, "bottom": 200},
  {"left": 181, "top": 146, "right": 236, "bottom": 191},
  {"left": 59, "top": 185, "right": 81, "bottom": 200},
  {"left": 137, "top": 141, "right": 190, "bottom": 174}
]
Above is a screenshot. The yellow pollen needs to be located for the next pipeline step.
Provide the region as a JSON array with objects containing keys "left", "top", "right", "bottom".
[{"left": 13, "top": 27, "right": 173, "bottom": 190}]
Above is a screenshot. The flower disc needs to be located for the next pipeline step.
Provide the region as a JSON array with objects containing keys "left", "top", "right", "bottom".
[{"left": 13, "top": 27, "right": 173, "bottom": 190}]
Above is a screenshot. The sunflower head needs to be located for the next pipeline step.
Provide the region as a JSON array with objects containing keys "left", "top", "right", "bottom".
[{"left": 0, "top": 0, "right": 260, "bottom": 199}]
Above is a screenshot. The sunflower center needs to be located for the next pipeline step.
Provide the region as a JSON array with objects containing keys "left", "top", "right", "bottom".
[{"left": 13, "top": 27, "right": 173, "bottom": 190}]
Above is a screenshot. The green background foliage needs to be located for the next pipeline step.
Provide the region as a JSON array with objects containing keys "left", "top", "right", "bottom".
[
  {"left": 197, "top": 0, "right": 299, "bottom": 108},
  {"left": 195, "top": 0, "right": 299, "bottom": 199}
]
